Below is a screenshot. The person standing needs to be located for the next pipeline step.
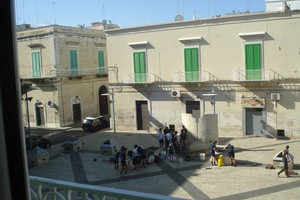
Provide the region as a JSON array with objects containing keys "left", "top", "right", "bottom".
[
  {"left": 226, "top": 144, "right": 236, "bottom": 167},
  {"left": 157, "top": 128, "right": 164, "bottom": 148},
  {"left": 120, "top": 148, "right": 128, "bottom": 176},
  {"left": 180, "top": 125, "right": 187, "bottom": 149},
  {"left": 165, "top": 130, "right": 172, "bottom": 150},
  {"left": 210, "top": 140, "right": 218, "bottom": 166},
  {"left": 277, "top": 145, "right": 290, "bottom": 177}
]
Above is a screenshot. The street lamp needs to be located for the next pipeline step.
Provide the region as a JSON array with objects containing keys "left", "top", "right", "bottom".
[
  {"left": 101, "top": 90, "right": 116, "bottom": 134},
  {"left": 25, "top": 92, "right": 33, "bottom": 149}
]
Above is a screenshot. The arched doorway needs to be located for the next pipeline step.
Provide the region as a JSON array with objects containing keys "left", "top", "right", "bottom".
[
  {"left": 35, "top": 101, "right": 45, "bottom": 126},
  {"left": 72, "top": 96, "right": 82, "bottom": 125},
  {"left": 99, "top": 86, "right": 109, "bottom": 115}
]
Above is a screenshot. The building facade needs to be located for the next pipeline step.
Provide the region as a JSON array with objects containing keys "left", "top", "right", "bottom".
[
  {"left": 105, "top": 11, "right": 300, "bottom": 138},
  {"left": 18, "top": 24, "right": 112, "bottom": 128}
]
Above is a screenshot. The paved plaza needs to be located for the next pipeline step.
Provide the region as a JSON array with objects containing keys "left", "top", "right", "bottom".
[{"left": 28, "top": 129, "right": 300, "bottom": 200}]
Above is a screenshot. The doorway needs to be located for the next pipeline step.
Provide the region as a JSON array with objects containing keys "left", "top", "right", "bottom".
[
  {"left": 136, "top": 101, "right": 149, "bottom": 130},
  {"left": 98, "top": 85, "right": 109, "bottom": 115},
  {"left": 35, "top": 104, "right": 45, "bottom": 126},
  {"left": 186, "top": 101, "right": 200, "bottom": 114},
  {"left": 245, "top": 108, "right": 264, "bottom": 135},
  {"left": 72, "top": 103, "right": 82, "bottom": 124}
]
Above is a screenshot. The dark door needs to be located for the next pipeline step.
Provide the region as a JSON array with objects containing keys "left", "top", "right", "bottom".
[
  {"left": 186, "top": 101, "right": 200, "bottom": 114},
  {"left": 35, "top": 106, "right": 45, "bottom": 126},
  {"left": 99, "top": 86, "right": 109, "bottom": 115},
  {"left": 73, "top": 103, "right": 82, "bottom": 124},
  {"left": 246, "top": 108, "right": 264, "bottom": 135},
  {"left": 136, "top": 101, "right": 149, "bottom": 130}
]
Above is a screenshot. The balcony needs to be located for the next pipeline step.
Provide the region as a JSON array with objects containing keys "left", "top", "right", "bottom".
[
  {"left": 173, "top": 70, "right": 213, "bottom": 83},
  {"left": 29, "top": 176, "right": 180, "bottom": 200},
  {"left": 122, "top": 73, "right": 158, "bottom": 85},
  {"left": 19, "top": 65, "right": 108, "bottom": 79},
  {"left": 233, "top": 69, "right": 274, "bottom": 82}
]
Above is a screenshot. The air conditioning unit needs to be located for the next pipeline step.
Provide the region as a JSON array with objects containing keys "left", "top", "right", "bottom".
[
  {"left": 171, "top": 90, "right": 181, "bottom": 98},
  {"left": 271, "top": 93, "right": 280, "bottom": 101}
]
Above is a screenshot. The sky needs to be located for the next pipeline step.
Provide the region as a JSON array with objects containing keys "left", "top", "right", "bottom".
[{"left": 14, "top": 0, "right": 266, "bottom": 28}]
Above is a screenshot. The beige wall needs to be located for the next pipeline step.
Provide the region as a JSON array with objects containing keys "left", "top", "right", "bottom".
[
  {"left": 106, "top": 11, "right": 300, "bottom": 137},
  {"left": 18, "top": 25, "right": 109, "bottom": 128},
  {"left": 107, "top": 12, "right": 300, "bottom": 82}
]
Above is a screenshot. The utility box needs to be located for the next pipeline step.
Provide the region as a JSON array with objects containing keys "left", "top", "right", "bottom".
[
  {"left": 27, "top": 146, "right": 49, "bottom": 167},
  {"left": 277, "top": 129, "right": 285, "bottom": 137},
  {"left": 100, "top": 139, "right": 119, "bottom": 155},
  {"left": 63, "top": 138, "right": 82, "bottom": 153}
]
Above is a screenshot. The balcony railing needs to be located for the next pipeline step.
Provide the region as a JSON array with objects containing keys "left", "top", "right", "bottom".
[
  {"left": 122, "top": 73, "right": 157, "bottom": 84},
  {"left": 29, "top": 176, "right": 183, "bottom": 200},
  {"left": 173, "top": 71, "right": 209, "bottom": 83},
  {"left": 19, "top": 65, "right": 108, "bottom": 79},
  {"left": 233, "top": 69, "right": 272, "bottom": 81}
]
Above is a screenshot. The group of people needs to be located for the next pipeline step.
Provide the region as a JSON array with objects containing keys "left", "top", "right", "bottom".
[
  {"left": 209, "top": 140, "right": 236, "bottom": 167},
  {"left": 209, "top": 141, "right": 292, "bottom": 178},
  {"left": 111, "top": 144, "right": 148, "bottom": 176},
  {"left": 157, "top": 125, "right": 188, "bottom": 151}
]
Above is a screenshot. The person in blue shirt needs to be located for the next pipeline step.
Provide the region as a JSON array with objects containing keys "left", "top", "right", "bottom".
[
  {"left": 209, "top": 140, "right": 218, "bottom": 166},
  {"left": 277, "top": 145, "right": 290, "bottom": 177},
  {"left": 157, "top": 128, "right": 164, "bottom": 148},
  {"left": 226, "top": 144, "right": 236, "bottom": 167}
]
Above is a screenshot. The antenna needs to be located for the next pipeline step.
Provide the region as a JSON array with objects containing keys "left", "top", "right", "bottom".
[
  {"left": 247, "top": 0, "right": 250, "bottom": 12},
  {"left": 102, "top": 4, "right": 106, "bottom": 19},
  {"left": 53, "top": 1, "right": 57, "bottom": 24}
]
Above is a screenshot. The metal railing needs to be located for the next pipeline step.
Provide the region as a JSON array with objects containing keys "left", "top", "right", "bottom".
[
  {"left": 19, "top": 65, "right": 108, "bottom": 79},
  {"left": 233, "top": 69, "right": 271, "bottom": 81},
  {"left": 122, "top": 73, "right": 157, "bottom": 84},
  {"left": 29, "top": 176, "right": 184, "bottom": 200},
  {"left": 173, "top": 71, "right": 207, "bottom": 82}
]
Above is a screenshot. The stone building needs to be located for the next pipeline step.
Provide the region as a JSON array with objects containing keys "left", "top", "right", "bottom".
[
  {"left": 18, "top": 23, "right": 115, "bottom": 128},
  {"left": 105, "top": 10, "right": 300, "bottom": 138}
]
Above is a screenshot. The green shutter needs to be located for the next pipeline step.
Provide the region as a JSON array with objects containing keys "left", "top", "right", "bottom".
[
  {"left": 133, "top": 52, "right": 146, "bottom": 82},
  {"left": 98, "top": 51, "right": 105, "bottom": 74},
  {"left": 31, "top": 52, "right": 41, "bottom": 78},
  {"left": 184, "top": 48, "right": 199, "bottom": 81},
  {"left": 245, "top": 44, "right": 261, "bottom": 80},
  {"left": 69, "top": 50, "right": 78, "bottom": 76}
]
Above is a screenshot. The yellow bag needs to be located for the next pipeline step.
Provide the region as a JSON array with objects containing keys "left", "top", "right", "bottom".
[{"left": 218, "top": 155, "right": 225, "bottom": 166}]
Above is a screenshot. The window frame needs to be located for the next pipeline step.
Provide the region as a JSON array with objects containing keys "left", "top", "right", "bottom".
[
  {"left": 183, "top": 46, "right": 200, "bottom": 82},
  {"left": 242, "top": 40, "right": 264, "bottom": 80},
  {"left": 31, "top": 50, "right": 41, "bottom": 78},
  {"left": 69, "top": 49, "right": 78, "bottom": 76},
  {"left": 132, "top": 50, "right": 147, "bottom": 83},
  {"left": 97, "top": 49, "right": 105, "bottom": 74}
]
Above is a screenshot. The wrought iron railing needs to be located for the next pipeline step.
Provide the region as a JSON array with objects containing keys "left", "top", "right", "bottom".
[
  {"left": 233, "top": 69, "right": 271, "bottom": 81},
  {"left": 29, "top": 176, "right": 184, "bottom": 200},
  {"left": 19, "top": 65, "right": 108, "bottom": 79},
  {"left": 122, "top": 73, "right": 157, "bottom": 84},
  {"left": 173, "top": 71, "right": 207, "bottom": 82}
]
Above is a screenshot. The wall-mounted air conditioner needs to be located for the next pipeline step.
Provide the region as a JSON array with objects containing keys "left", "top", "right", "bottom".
[
  {"left": 271, "top": 93, "right": 280, "bottom": 101},
  {"left": 171, "top": 90, "right": 181, "bottom": 98}
]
